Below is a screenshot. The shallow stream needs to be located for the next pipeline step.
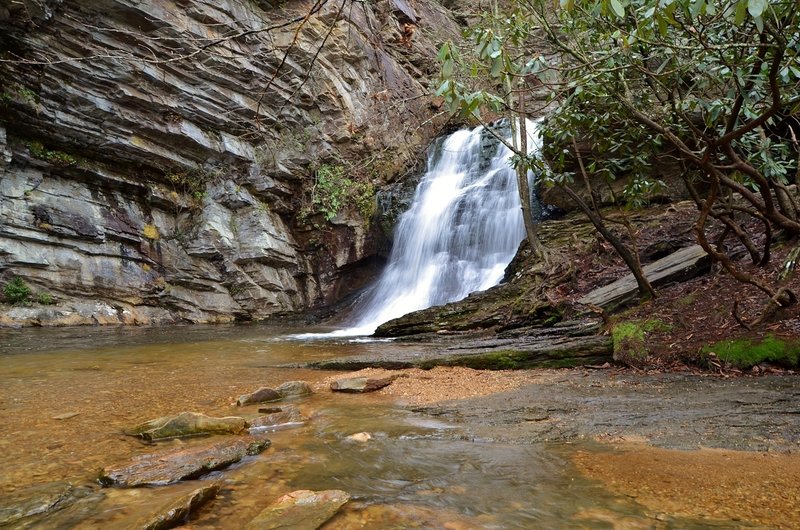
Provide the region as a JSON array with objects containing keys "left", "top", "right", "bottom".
[{"left": 0, "top": 325, "right": 762, "bottom": 528}]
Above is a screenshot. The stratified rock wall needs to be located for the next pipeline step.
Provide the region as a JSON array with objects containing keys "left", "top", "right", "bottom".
[{"left": 0, "top": 0, "right": 460, "bottom": 325}]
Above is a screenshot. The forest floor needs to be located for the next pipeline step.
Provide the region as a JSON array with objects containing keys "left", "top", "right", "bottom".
[{"left": 558, "top": 200, "right": 800, "bottom": 372}]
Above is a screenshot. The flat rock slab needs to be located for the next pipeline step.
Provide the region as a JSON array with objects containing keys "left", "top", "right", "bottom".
[
  {"left": 246, "top": 489, "right": 350, "bottom": 530},
  {"left": 99, "top": 437, "right": 270, "bottom": 487},
  {"left": 417, "top": 371, "right": 800, "bottom": 451},
  {"left": 579, "top": 244, "right": 711, "bottom": 310},
  {"left": 308, "top": 321, "right": 612, "bottom": 371},
  {"left": 331, "top": 375, "right": 399, "bottom": 393},
  {"left": 124, "top": 412, "right": 247, "bottom": 440}
]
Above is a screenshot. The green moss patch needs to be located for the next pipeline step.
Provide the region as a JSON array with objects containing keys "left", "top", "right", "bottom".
[
  {"left": 611, "top": 319, "right": 671, "bottom": 367},
  {"left": 702, "top": 335, "right": 800, "bottom": 369}
]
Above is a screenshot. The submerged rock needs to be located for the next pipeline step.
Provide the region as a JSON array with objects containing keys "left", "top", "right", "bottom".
[
  {"left": 138, "top": 482, "right": 220, "bottom": 530},
  {"left": 346, "top": 432, "right": 372, "bottom": 443},
  {"left": 330, "top": 375, "right": 398, "bottom": 393},
  {"left": 44, "top": 481, "right": 219, "bottom": 529},
  {"left": 248, "top": 406, "right": 307, "bottom": 433},
  {"left": 0, "top": 481, "right": 78, "bottom": 527},
  {"left": 124, "top": 412, "right": 247, "bottom": 440},
  {"left": 245, "top": 489, "right": 350, "bottom": 530},
  {"left": 51, "top": 412, "right": 80, "bottom": 420},
  {"left": 99, "top": 437, "right": 270, "bottom": 487}
]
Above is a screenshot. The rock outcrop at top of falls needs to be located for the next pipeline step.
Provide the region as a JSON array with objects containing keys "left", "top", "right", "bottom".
[{"left": 0, "top": 0, "right": 461, "bottom": 326}]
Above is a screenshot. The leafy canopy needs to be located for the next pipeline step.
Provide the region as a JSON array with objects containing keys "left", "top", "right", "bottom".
[{"left": 437, "top": 0, "right": 800, "bottom": 204}]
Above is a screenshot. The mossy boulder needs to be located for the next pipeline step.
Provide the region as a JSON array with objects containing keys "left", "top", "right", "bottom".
[{"left": 237, "top": 388, "right": 281, "bottom": 407}]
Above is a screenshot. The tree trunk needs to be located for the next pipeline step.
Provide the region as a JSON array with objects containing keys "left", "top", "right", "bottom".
[
  {"left": 559, "top": 184, "right": 656, "bottom": 299},
  {"left": 513, "top": 92, "right": 546, "bottom": 260}
]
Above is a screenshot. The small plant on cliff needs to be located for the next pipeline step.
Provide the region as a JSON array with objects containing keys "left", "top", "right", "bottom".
[
  {"left": 313, "top": 163, "right": 348, "bottom": 221},
  {"left": 142, "top": 224, "right": 160, "bottom": 240},
  {"left": 1, "top": 84, "right": 39, "bottom": 108},
  {"left": 305, "top": 163, "right": 376, "bottom": 223},
  {"left": 3, "top": 277, "right": 32, "bottom": 304},
  {"left": 163, "top": 165, "right": 221, "bottom": 205},
  {"left": 27, "top": 141, "right": 79, "bottom": 167},
  {"left": 36, "top": 292, "right": 55, "bottom": 305}
]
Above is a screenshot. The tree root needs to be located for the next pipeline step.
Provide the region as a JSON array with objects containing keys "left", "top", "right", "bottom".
[{"left": 732, "top": 288, "right": 798, "bottom": 330}]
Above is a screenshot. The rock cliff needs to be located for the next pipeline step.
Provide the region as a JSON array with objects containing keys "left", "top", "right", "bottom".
[{"left": 0, "top": 0, "right": 459, "bottom": 325}]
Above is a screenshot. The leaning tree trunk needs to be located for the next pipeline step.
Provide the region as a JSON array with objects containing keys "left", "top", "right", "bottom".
[
  {"left": 559, "top": 184, "right": 657, "bottom": 299},
  {"left": 513, "top": 91, "right": 546, "bottom": 260}
]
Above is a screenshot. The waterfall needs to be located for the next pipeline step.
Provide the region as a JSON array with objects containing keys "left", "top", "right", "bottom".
[{"left": 331, "top": 119, "right": 542, "bottom": 337}]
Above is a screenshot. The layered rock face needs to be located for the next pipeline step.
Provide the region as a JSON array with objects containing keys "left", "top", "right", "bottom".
[{"left": 0, "top": 0, "right": 458, "bottom": 325}]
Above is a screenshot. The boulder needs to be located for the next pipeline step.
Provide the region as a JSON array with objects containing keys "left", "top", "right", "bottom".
[
  {"left": 237, "top": 388, "right": 281, "bottom": 407},
  {"left": 330, "top": 375, "right": 398, "bottom": 393},
  {"left": 124, "top": 412, "right": 247, "bottom": 440},
  {"left": 346, "top": 432, "right": 372, "bottom": 443},
  {"left": 237, "top": 381, "right": 313, "bottom": 406},
  {"left": 245, "top": 490, "right": 350, "bottom": 530},
  {"left": 275, "top": 381, "right": 313, "bottom": 399},
  {"left": 99, "top": 437, "right": 270, "bottom": 487}
]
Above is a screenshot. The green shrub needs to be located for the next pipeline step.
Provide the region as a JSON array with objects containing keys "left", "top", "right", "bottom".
[
  {"left": 702, "top": 335, "right": 800, "bottom": 369},
  {"left": 27, "top": 141, "right": 79, "bottom": 167},
  {"left": 36, "top": 292, "right": 55, "bottom": 305},
  {"left": 308, "top": 163, "right": 376, "bottom": 222},
  {"left": 3, "top": 277, "right": 31, "bottom": 304}
]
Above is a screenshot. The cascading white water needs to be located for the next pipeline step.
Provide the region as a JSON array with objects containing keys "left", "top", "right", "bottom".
[{"left": 331, "top": 120, "right": 541, "bottom": 337}]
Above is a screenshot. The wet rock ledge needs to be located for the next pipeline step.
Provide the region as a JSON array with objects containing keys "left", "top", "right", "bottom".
[{"left": 307, "top": 319, "right": 612, "bottom": 371}]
